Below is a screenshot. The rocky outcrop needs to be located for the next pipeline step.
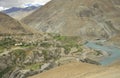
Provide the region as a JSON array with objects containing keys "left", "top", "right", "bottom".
[{"left": 82, "top": 58, "right": 101, "bottom": 65}]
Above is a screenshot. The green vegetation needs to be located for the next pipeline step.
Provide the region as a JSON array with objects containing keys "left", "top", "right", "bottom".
[
  {"left": 40, "top": 42, "right": 52, "bottom": 48},
  {"left": 54, "top": 34, "right": 80, "bottom": 47},
  {"left": 63, "top": 46, "right": 71, "bottom": 54},
  {"left": 0, "top": 47, "right": 5, "bottom": 53},
  {"left": 95, "top": 50, "right": 102, "bottom": 56},
  {"left": 42, "top": 49, "right": 60, "bottom": 62},
  {"left": 0, "top": 37, "right": 16, "bottom": 49},
  {"left": 53, "top": 34, "right": 67, "bottom": 41},
  {"left": 12, "top": 49, "right": 26, "bottom": 57},
  {"left": 77, "top": 45, "right": 83, "bottom": 52},
  {"left": 25, "top": 63, "right": 42, "bottom": 71},
  {"left": 54, "top": 34, "right": 83, "bottom": 54},
  {"left": 0, "top": 34, "right": 84, "bottom": 77},
  {"left": 12, "top": 49, "right": 26, "bottom": 65},
  {"left": 0, "top": 67, "right": 12, "bottom": 78},
  {"left": 42, "top": 50, "right": 51, "bottom": 62}
]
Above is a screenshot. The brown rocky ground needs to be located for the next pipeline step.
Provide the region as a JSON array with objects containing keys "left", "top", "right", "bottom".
[{"left": 28, "top": 62, "right": 120, "bottom": 78}]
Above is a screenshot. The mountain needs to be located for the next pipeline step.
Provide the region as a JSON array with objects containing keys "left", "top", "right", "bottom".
[
  {"left": 2, "top": 6, "right": 38, "bottom": 14},
  {"left": 0, "top": 12, "right": 33, "bottom": 35},
  {"left": 22, "top": 0, "right": 120, "bottom": 40},
  {"left": 2, "top": 7, "right": 22, "bottom": 14},
  {"left": 2, "top": 6, "right": 41, "bottom": 20}
]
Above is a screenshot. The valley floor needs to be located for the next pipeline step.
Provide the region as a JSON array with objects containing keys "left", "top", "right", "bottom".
[{"left": 0, "top": 34, "right": 119, "bottom": 78}]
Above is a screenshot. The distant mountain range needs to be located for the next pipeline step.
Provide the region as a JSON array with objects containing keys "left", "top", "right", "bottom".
[
  {"left": 1, "top": 5, "right": 41, "bottom": 20},
  {"left": 2, "top": 6, "right": 39, "bottom": 14}
]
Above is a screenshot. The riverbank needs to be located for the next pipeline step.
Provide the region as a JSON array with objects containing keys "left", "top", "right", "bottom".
[{"left": 85, "top": 41, "right": 120, "bottom": 66}]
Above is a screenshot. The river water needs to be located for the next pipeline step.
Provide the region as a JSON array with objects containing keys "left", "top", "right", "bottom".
[{"left": 85, "top": 42, "right": 120, "bottom": 66}]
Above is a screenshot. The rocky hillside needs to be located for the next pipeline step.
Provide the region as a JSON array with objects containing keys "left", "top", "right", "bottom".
[
  {"left": 22, "top": 0, "right": 120, "bottom": 40},
  {"left": 0, "top": 12, "right": 33, "bottom": 35}
]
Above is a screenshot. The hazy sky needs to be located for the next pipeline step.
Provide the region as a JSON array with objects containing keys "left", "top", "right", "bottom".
[{"left": 0, "top": 0, "right": 51, "bottom": 10}]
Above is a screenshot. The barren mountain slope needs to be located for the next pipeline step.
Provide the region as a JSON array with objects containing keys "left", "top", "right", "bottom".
[
  {"left": 22, "top": 0, "right": 120, "bottom": 39},
  {"left": 8, "top": 10, "right": 35, "bottom": 20},
  {"left": 0, "top": 12, "right": 34, "bottom": 34},
  {"left": 29, "top": 62, "right": 120, "bottom": 78}
]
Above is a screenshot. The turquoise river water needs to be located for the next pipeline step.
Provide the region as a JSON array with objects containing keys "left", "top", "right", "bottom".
[{"left": 85, "top": 42, "right": 120, "bottom": 66}]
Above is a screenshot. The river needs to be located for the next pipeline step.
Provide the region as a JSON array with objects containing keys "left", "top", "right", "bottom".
[{"left": 85, "top": 41, "right": 120, "bottom": 66}]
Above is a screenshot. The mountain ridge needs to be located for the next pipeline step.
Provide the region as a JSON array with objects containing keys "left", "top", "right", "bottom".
[
  {"left": 22, "top": 0, "right": 120, "bottom": 40},
  {"left": 0, "top": 12, "right": 34, "bottom": 35},
  {"left": 1, "top": 6, "right": 41, "bottom": 20}
]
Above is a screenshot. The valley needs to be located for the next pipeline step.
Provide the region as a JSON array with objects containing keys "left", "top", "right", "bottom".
[
  {"left": 0, "top": 34, "right": 101, "bottom": 78},
  {"left": 0, "top": 0, "right": 120, "bottom": 78}
]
